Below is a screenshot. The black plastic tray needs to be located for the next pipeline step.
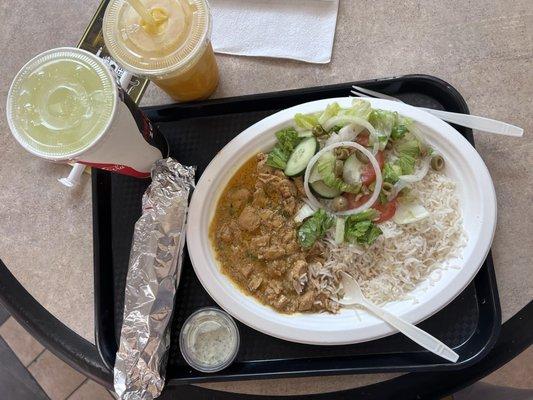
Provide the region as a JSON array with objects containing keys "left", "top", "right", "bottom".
[{"left": 93, "top": 75, "right": 501, "bottom": 385}]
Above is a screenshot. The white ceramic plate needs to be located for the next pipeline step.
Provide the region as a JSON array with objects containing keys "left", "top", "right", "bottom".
[{"left": 186, "top": 97, "right": 497, "bottom": 345}]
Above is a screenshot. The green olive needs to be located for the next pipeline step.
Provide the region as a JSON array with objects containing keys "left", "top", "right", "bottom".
[
  {"left": 431, "top": 155, "right": 445, "bottom": 171},
  {"left": 334, "top": 160, "right": 344, "bottom": 177},
  {"left": 334, "top": 147, "right": 351, "bottom": 160},
  {"left": 312, "top": 124, "right": 327, "bottom": 137},
  {"left": 382, "top": 181, "right": 394, "bottom": 196},
  {"left": 331, "top": 196, "right": 348, "bottom": 211},
  {"left": 399, "top": 187, "right": 411, "bottom": 197},
  {"left": 355, "top": 150, "right": 368, "bottom": 164}
]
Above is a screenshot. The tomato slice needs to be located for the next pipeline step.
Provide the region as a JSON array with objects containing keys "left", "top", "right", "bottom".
[
  {"left": 373, "top": 199, "right": 397, "bottom": 223},
  {"left": 355, "top": 131, "right": 370, "bottom": 147},
  {"left": 360, "top": 150, "right": 385, "bottom": 185},
  {"left": 343, "top": 193, "right": 397, "bottom": 222}
]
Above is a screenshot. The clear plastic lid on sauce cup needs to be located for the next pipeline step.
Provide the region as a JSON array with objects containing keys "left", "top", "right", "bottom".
[
  {"left": 179, "top": 307, "right": 240, "bottom": 373},
  {"left": 103, "top": 0, "right": 212, "bottom": 79}
]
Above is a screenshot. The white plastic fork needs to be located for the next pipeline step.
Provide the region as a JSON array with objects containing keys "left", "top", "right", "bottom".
[
  {"left": 351, "top": 85, "right": 523, "bottom": 137},
  {"left": 337, "top": 271, "right": 459, "bottom": 363}
]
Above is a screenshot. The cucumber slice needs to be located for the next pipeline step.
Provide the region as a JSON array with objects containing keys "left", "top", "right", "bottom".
[
  {"left": 284, "top": 137, "right": 318, "bottom": 177},
  {"left": 342, "top": 154, "right": 363, "bottom": 185},
  {"left": 308, "top": 164, "right": 321, "bottom": 183},
  {"left": 309, "top": 151, "right": 332, "bottom": 183},
  {"left": 310, "top": 180, "right": 342, "bottom": 199}
]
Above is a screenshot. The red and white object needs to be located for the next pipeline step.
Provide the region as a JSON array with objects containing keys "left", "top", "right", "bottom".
[
  {"left": 73, "top": 96, "right": 166, "bottom": 178},
  {"left": 6, "top": 47, "right": 167, "bottom": 179}
]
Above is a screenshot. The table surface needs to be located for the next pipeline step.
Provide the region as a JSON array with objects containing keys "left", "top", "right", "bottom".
[{"left": 0, "top": 0, "right": 532, "bottom": 396}]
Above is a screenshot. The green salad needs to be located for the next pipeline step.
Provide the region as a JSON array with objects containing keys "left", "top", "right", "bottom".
[{"left": 266, "top": 99, "right": 446, "bottom": 249}]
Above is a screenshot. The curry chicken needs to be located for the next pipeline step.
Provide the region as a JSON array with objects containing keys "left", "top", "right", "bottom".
[{"left": 210, "top": 153, "right": 335, "bottom": 313}]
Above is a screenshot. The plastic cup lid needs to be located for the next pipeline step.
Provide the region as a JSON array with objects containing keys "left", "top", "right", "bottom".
[
  {"left": 6, "top": 47, "right": 116, "bottom": 160},
  {"left": 179, "top": 307, "right": 240, "bottom": 373},
  {"left": 103, "top": 0, "right": 211, "bottom": 77}
]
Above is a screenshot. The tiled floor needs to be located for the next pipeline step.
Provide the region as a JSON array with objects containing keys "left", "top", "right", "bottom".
[
  {"left": 0, "top": 336, "right": 48, "bottom": 399},
  {"left": 0, "top": 303, "right": 530, "bottom": 399},
  {"left": 0, "top": 306, "right": 113, "bottom": 399},
  {"left": 0, "top": 304, "right": 9, "bottom": 325},
  {"left": 28, "top": 351, "right": 87, "bottom": 399},
  {"left": 0, "top": 317, "right": 45, "bottom": 366}
]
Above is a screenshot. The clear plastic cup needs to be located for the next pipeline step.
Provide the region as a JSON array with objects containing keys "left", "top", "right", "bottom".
[
  {"left": 7, "top": 48, "right": 116, "bottom": 159},
  {"left": 6, "top": 47, "right": 167, "bottom": 178},
  {"left": 103, "top": 0, "right": 219, "bottom": 101},
  {"left": 179, "top": 307, "right": 240, "bottom": 373}
]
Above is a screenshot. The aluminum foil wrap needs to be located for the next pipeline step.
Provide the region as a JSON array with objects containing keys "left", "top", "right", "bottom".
[{"left": 114, "top": 158, "right": 195, "bottom": 400}]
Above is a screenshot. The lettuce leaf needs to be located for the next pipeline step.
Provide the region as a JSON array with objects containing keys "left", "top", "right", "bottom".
[
  {"left": 368, "top": 109, "right": 398, "bottom": 150},
  {"left": 395, "top": 139, "right": 421, "bottom": 175},
  {"left": 369, "top": 109, "right": 396, "bottom": 136},
  {"left": 266, "top": 147, "right": 290, "bottom": 169},
  {"left": 364, "top": 225, "right": 383, "bottom": 244},
  {"left": 294, "top": 113, "right": 319, "bottom": 130},
  {"left": 397, "top": 139, "right": 421, "bottom": 158},
  {"left": 276, "top": 128, "right": 300, "bottom": 153},
  {"left": 266, "top": 128, "right": 301, "bottom": 169},
  {"left": 325, "top": 124, "right": 363, "bottom": 147},
  {"left": 382, "top": 162, "right": 401, "bottom": 184},
  {"left": 344, "top": 210, "right": 382, "bottom": 245},
  {"left": 334, "top": 217, "right": 345, "bottom": 244},
  {"left": 393, "top": 201, "right": 430, "bottom": 224},
  {"left": 344, "top": 220, "right": 372, "bottom": 242},
  {"left": 318, "top": 102, "right": 341, "bottom": 126},
  {"left": 397, "top": 153, "right": 416, "bottom": 175},
  {"left": 391, "top": 114, "right": 413, "bottom": 140},
  {"left": 340, "top": 99, "right": 372, "bottom": 119},
  {"left": 368, "top": 110, "right": 414, "bottom": 146},
  {"left": 317, "top": 152, "right": 361, "bottom": 193},
  {"left": 297, "top": 209, "right": 334, "bottom": 248},
  {"left": 320, "top": 100, "right": 372, "bottom": 133},
  {"left": 391, "top": 123, "right": 409, "bottom": 140}
]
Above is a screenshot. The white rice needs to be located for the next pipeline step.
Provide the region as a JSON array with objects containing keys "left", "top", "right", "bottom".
[{"left": 310, "top": 170, "right": 467, "bottom": 306}]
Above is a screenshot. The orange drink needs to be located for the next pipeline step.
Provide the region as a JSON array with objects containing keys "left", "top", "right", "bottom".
[{"left": 103, "top": 0, "right": 219, "bottom": 101}]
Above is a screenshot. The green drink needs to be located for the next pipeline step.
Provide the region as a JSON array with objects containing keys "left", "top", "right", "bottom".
[
  {"left": 8, "top": 48, "right": 116, "bottom": 159},
  {"left": 7, "top": 48, "right": 168, "bottom": 177}
]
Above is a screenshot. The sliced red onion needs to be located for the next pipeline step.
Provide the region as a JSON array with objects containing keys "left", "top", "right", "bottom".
[
  {"left": 325, "top": 124, "right": 364, "bottom": 146},
  {"left": 388, "top": 157, "right": 431, "bottom": 200},
  {"left": 322, "top": 116, "right": 379, "bottom": 154},
  {"left": 303, "top": 141, "right": 383, "bottom": 216},
  {"left": 294, "top": 203, "right": 315, "bottom": 223}
]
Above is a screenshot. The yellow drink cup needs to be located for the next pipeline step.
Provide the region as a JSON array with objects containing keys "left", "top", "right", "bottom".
[{"left": 103, "top": 0, "right": 219, "bottom": 101}]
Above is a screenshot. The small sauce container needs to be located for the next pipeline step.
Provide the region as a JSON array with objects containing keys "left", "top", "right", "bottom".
[{"left": 179, "top": 307, "right": 240, "bottom": 373}]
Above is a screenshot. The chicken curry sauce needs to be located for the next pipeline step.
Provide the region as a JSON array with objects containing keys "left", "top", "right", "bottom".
[{"left": 210, "top": 153, "right": 335, "bottom": 313}]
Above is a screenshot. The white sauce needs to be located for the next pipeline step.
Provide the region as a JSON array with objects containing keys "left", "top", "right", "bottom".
[{"left": 180, "top": 308, "right": 239, "bottom": 372}]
